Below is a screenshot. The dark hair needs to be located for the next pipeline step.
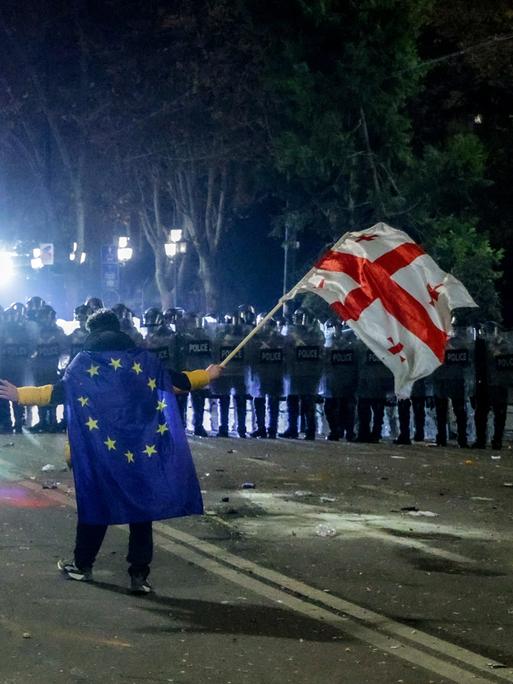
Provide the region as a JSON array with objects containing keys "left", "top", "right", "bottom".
[{"left": 86, "top": 308, "right": 121, "bottom": 333}]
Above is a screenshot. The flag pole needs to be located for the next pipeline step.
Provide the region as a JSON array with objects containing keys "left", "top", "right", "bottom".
[{"left": 219, "top": 268, "right": 316, "bottom": 368}]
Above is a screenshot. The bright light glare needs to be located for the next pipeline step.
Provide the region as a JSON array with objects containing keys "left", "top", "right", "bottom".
[
  {"left": 164, "top": 242, "right": 177, "bottom": 257},
  {"left": 80, "top": 252, "right": 87, "bottom": 264},
  {"left": 31, "top": 257, "right": 43, "bottom": 270},
  {"left": 118, "top": 236, "right": 129, "bottom": 248},
  {"left": 0, "top": 252, "right": 14, "bottom": 280},
  {"left": 169, "top": 229, "right": 182, "bottom": 243},
  {"left": 117, "top": 246, "right": 133, "bottom": 263}
]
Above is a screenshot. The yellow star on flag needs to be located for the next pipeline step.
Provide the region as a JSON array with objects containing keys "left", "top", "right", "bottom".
[
  {"left": 143, "top": 444, "right": 157, "bottom": 457},
  {"left": 124, "top": 450, "right": 135, "bottom": 463},
  {"left": 109, "top": 358, "right": 122, "bottom": 371},
  {"left": 85, "top": 417, "right": 99, "bottom": 431},
  {"left": 132, "top": 362, "right": 143, "bottom": 375},
  {"left": 156, "top": 423, "right": 168, "bottom": 435},
  {"left": 78, "top": 396, "right": 89, "bottom": 407},
  {"left": 156, "top": 399, "right": 167, "bottom": 411},
  {"left": 104, "top": 437, "right": 116, "bottom": 451},
  {"left": 147, "top": 377, "right": 157, "bottom": 391},
  {"left": 87, "top": 364, "right": 100, "bottom": 377}
]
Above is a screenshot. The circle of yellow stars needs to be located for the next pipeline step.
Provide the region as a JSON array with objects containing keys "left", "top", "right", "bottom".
[{"left": 77, "top": 356, "right": 170, "bottom": 465}]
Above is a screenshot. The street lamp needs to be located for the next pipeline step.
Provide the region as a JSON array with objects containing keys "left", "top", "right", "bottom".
[
  {"left": 30, "top": 247, "right": 44, "bottom": 270},
  {"left": 164, "top": 229, "right": 187, "bottom": 305},
  {"left": 117, "top": 236, "right": 133, "bottom": 263},
  {"left": 69, "top": 242, "right": 87, "bottom": 264}
]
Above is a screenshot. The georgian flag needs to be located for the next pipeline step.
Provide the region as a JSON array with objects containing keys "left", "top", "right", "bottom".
[{"left": 291, "top": 222, "right": 477, "bottom": 396}]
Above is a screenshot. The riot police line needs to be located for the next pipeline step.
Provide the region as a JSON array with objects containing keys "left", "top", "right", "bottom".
[{"left": 0, "top": 298, "right": 511, "bottom": 450}]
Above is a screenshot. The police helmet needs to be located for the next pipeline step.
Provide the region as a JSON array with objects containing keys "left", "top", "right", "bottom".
[
  {"left": 143, "top": 307, "right": 164, "bottom": 328},
  {"left": 292, "top": 307, "right": 315, "bottom": 327},
  {"left": 39, "top": 304, "right": 56, "bottom": 324},
  {"left": 26, "top": 296, "right": 45, "bottom": 320},
  {"left": 85, "top": 297, "right": 104, "bottom": 312},
  {"left": 74, "top": 304, "right": 91, "bottom": 323},
  {"left": 163, "top": 307, "right": 185, "bottom": 325},
  {"left": 5, "top": 302, "right": 26, "bottom": 323},
  {"left": 237, "top": 305, "right": 256, "bottom": 327}
]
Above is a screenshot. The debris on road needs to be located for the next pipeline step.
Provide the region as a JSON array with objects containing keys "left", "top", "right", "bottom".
[
  {"left": 221, "top": 496, "right": 230, "bottom": 502},
  {"left": 294, "top": 490, "right": 314, "bottom": 497},
  {"left": 42, "top": 481, "right": 59, "bottom": 489},
  {"left": 241, "top": 482, "right": 255, "bottom": 489},
  {"left": 315, "top": 524, "right": 337, "bottom": 538},
  {"left": 41, "top": 464, "right": 56, "bottom": 472},
  {"left": 22, "top": 632, "right": 31, "bottom": 639},
  {"left": 320, "top": 496, "right": 337, "bottom": 503},
  {"left": 227, "top": 449, "right": 237, "bottom": 454},
  {"left": 2, "top": 442, "right": 15, "bottom": 447},
  {"left": 406, "top": 510, "right": 438, "bottom": 517}
]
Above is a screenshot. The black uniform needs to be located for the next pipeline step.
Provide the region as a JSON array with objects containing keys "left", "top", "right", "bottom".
[
  {"left": 177, "top": 317, "right": 213, "bottom": 436},
  {"left": 248, "top": 320, "right": 285, "bottom": 439},
  {"left": 322, "top": 324, "right": 358, "bottom": 441},
  {"left": 356, "top": 343, "right": 394, "bottom": 443}
]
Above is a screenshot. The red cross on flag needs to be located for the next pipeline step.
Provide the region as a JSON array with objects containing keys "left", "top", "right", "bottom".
[{"left": 292, "top": 222, "right": 477, "bottom": 396}]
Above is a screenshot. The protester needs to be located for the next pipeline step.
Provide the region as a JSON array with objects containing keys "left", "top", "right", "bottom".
[{"left": 0, "top": 308, "right": 222, "bottom": 594}]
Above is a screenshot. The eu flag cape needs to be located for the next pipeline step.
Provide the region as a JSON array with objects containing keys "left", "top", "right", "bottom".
[{"left": 63, "top": 349, "right": 204, "bottom": 525}]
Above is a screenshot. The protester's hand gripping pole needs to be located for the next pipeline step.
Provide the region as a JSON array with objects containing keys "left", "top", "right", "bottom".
[{"left": 219, "top": 267, "right": 316, "bottom": 368}]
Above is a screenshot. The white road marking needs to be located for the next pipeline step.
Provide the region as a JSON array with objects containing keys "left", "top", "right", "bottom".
[
  {"left": 154, "top": 523, "right": 513, "bottom": 683},
  {"left": 8, "top": 474, "right": 513, "bottom": 682}
]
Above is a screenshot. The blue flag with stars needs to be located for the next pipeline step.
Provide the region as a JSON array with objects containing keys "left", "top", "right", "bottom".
[{"left": 63, "top": 349, "right": 203, "bottom": 525}]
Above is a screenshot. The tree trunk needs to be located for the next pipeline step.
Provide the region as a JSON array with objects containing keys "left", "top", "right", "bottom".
[
  {"left": 154, "top": 246, "right": 173, "bottom": 310},
  {"left": 198, "top": 250, "right": 221, "bottom": 313}
]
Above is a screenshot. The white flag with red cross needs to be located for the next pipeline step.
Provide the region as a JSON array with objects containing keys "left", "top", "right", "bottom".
[{"left": 291, "top": 222, "right": 477, "bottom": 396}]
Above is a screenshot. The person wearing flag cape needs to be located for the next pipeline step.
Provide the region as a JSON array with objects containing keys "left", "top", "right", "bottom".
[{"left": 0, "top": 309, "right": 222, "bottom": 594}]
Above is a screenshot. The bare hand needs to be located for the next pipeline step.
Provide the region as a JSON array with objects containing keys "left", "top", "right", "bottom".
[
  {"left": 0, "top": 379, "right": 19, "bottom": 403},
  {"left": 206, "top": 364, "right": 223, "bottom": 382}
]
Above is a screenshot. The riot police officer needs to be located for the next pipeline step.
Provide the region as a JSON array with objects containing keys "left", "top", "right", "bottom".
[
  {"left": 281, "top": 308, "right": 324, "bottom": 440},
  {"left": 30, "top": 304, "right": 67, "bottom": 432},
  {"left": 177, "top": 313, "right": 214, "bottom": 436},
  {"left": 67, "top": 304, "right": 92, "bottom": 362},
  {"left": 432, "top": 322, "right": 474, "bottom": 447},
  {"left": 210, "top": 310, "right": 252, "bottom": 438},
  {"left": 112, "top": 303, "right": 144, "bottom": 345},
  {"left": 355, "top": 342, "right": 394, "bottom": 443},
  {"left": 0, "top": 303, "right": 36, "bottom": 432},
  {"left": 248, "top": 314, "right": 286, "bottom": 439},
  {"left": 322, "top": 319, "right": 358, "bottom": 442},
  {"left": 473, "top": 323, "right": 512, "bottom": 450}
]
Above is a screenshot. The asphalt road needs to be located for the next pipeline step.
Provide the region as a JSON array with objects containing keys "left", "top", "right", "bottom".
[{"left": 0, "top": 431, "right": 512, "bottom": 684}]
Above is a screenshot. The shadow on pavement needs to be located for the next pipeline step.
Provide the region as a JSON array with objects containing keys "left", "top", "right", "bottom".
[{"left": 93, "top": 580, "right": 350, "bottom": 642}]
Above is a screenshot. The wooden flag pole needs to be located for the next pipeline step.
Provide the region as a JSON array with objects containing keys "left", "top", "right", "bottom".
[{"left": 219, "top": 267, "right": 317, "bottom": 368}]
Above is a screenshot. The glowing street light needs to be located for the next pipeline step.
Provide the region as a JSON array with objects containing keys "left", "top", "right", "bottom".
[
  {"left": 30, "top": 247, "right": 44, "bottom": 270},
  {"left": 69, "top": 242, "right": 87, "bottom": 264},
  {"left": 117, "top": 236, "right": 133, "bottom": 263},
  {"left": 0, "top": 251, "right": 14, "bottom": 280}
]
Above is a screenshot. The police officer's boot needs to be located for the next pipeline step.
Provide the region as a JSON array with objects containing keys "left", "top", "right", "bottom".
[
  {"left": 302, "top": 395, "right": 316, "bottom": 440},
  {"left": 279, "top": 395, "right": 299, "bottom": 438},
  {"left": 46, "top": 406, "right": 58, "bottom": 433},
  {"left": 267, "top": 396, "right": 279, "bottom": 439},
  {"left": 491, "top": 396, "right": 507, "bottom": 450},
  {"left": 235, "top": 395, "right": 247, "bottom": 438},
  {"left": 452, "top": 398, "right": 468, "bottom": 448},
  {"left": 192, "top": 393, "right": 208, "bottom": 437},
  {"left": 251, "top": 398, "right": 267, "bottom": 438},
  {"left": 412, "top": 397, "right": 426, "bottom": 442},
  {"left": 324, "top": 398, "right": 340, "bottom": 441},
  {"left": 394, "top": 399, "right": 411, "bottom": 445},
  {"left": 434, "top": 398, "right": 448, "bottom": 446},
  {"left": 13, "top": 404, "right": 25, "bottom": 434},
  {"left": 176, "top": 393, "right": 188, "bottom": 428},
  {"left": 0, "top": 399, "right": 13, "bottom": 433},
  {"left": 370, "top": 400, "right": 385, "bottom": 443},
  {"left": 217, "top": 395, "right": 230, "bottom": 437},
  {"left": 356, "top": 399, "right": 372, "bottom": 442},
  {"left": 341, "top": 398, "right": 356, "bottom": 441}
]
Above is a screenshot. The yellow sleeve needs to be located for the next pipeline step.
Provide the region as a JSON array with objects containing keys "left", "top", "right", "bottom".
[
  {"left": 183, "top": 369, "right": 210, "bottom": 391},
  {"left": 17, "top": 385, "right": 54, "bottom": 406}
]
